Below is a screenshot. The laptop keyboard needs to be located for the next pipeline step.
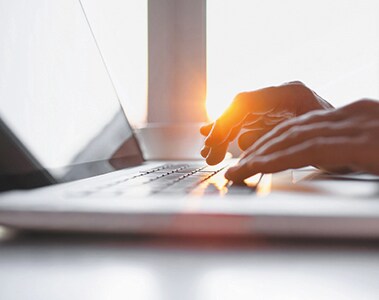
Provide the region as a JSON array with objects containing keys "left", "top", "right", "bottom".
[
  {"left": 118, "top": 163, "right": 227, "bottom": 195},
  {"left": 139, "top": 164, "right": 224, "bottom": 193},
  {"left": 68, "top": 163, "right": 257, "bottom": 197}
]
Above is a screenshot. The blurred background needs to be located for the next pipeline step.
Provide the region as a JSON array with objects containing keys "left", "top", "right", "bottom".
[{"left": 81, "top": 0, "right": 379, "bottom": 124}]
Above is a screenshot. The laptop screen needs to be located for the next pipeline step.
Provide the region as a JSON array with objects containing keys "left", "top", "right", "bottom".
[{"left": 0, "top": 0, "right": 144, "bottom": 184}]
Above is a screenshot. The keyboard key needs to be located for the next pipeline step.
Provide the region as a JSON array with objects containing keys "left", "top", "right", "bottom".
[
  {"left": 66, "top": 163, "right": 231, "bottom": 197},
  {"left": 174, "top": 167, "right": 204, "bottom": 173}
]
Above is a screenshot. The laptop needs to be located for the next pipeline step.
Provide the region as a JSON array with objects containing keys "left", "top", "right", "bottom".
[{"left": 1, "top": 0, "right": 379, "bottom": 238}]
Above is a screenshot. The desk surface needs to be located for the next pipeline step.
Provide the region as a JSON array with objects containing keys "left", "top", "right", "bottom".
[{"left": 1, "top": 226, "right": 379, "bottom": 300}]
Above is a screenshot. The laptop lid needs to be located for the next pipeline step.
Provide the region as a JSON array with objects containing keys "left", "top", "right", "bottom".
[{"left": 0, "top": 0, "right": 144, "bottom": 190}]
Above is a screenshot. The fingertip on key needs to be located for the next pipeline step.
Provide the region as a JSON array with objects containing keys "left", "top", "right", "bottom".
[{"left": 225, "top": 166, "right": 238, "bottom": 180}]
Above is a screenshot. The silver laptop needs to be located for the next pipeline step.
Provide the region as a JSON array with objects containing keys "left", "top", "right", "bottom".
[{"left": 1, "top": 0, "right": 379, "bottom": 238}]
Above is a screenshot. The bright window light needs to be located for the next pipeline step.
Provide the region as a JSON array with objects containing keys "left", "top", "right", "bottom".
[
  {"left": 206, "top": 0, "right": 379, "bottom": 120},
  {"left": 82, "top": 0, "right": 148, "bottom": 126}
]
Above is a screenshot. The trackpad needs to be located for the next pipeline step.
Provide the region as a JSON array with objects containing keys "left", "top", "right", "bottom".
[{"left": 273, "top": 168, "right": 379, "bottom": 199}]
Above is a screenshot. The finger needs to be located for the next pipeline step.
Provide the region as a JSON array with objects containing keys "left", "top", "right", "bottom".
[
  {"left": 202, "top": 125, "right": 243, "bottom": 163},
  {"left": 200, "top": 146, "right": 210, "bottom": 158},
  {"left": 200, "top": 123, "right": 214, "bottom": 136},
  {"left": 226, "top": 123, "right": 243, "bottom": 142},
  {"left": 249, "top": 137, "right": 363, "bottom": 173},
  {"left": 205, "top": 114, "right": 244, "bottom": 147},
  {"left": 206, "top": 142, "right": 229, "bottom": 165},
  {"left": 226, "top": 137, "right": 363, "bottom": 181},
  {"left": 204, "top": 92, "right": 256, "bottom": 146},
  {"left": 241, "top": 109, "right": 343, "bottom": 160},
  {"left": 237, "top": 129, "right": 266, "bottom": 151},
  {"left": 238, "top": 113, "right": 289, "bottom": 151},
  {"left": 225, "top": 163, "right": 252, "bottom": 183},
  {"left": 342, "top": 99, "right": 379, "bottom": 114},
  {"left": 249, "top": 121, "right": 361, "bottom": 159}
]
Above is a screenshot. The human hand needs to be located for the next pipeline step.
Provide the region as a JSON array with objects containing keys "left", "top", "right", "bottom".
[
  {"left": 225, "top": 99, "right": 379, "bottom": 182},
  {"left": 200, "top": 81, "right": 333, "bottom": 165}
]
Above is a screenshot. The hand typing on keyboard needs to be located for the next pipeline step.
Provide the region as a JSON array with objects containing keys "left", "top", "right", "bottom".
[{"left": 200, "top": 81, "right": 379, "bottom": 182}]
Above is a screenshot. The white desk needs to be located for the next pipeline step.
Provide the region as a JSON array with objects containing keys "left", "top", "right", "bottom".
[{"left": 1, "top": 226, "right": 379, "bottom": 300}]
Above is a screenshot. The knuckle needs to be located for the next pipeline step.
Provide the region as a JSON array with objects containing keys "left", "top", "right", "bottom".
[
  {"left": 290, "top": 80, "right": 310, "bottom": 92},
  {"left": 295, "top": 84, "right": 313, "bottom": 98},
  {"left": 287, "top": 80, "right": 306, "bottom": 87},
  {"left": 345, "top": 99, "right": 379, "bottom": 111},
  {"left": 281, "top": 80, "right": 306, "bottom": 87},
  {"left": 291, "top": 80, "right": 305, "bottom": 85},
  {"left": 356, "top": 98, "right": 377, "bottom": 105}
]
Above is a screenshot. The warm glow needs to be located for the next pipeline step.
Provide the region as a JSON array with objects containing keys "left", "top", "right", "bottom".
[
  {"left": 257, "top": 174, "right": 272, "bottom": 196},
  {"left": 244, "top": 174, "right": 262, "bottom": 187},
  {"left": 190, "top": 169, "right": 229, "bottom": 197},
  {"left": 205, "top": 89, "right": 237, "bottom": 122}
]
